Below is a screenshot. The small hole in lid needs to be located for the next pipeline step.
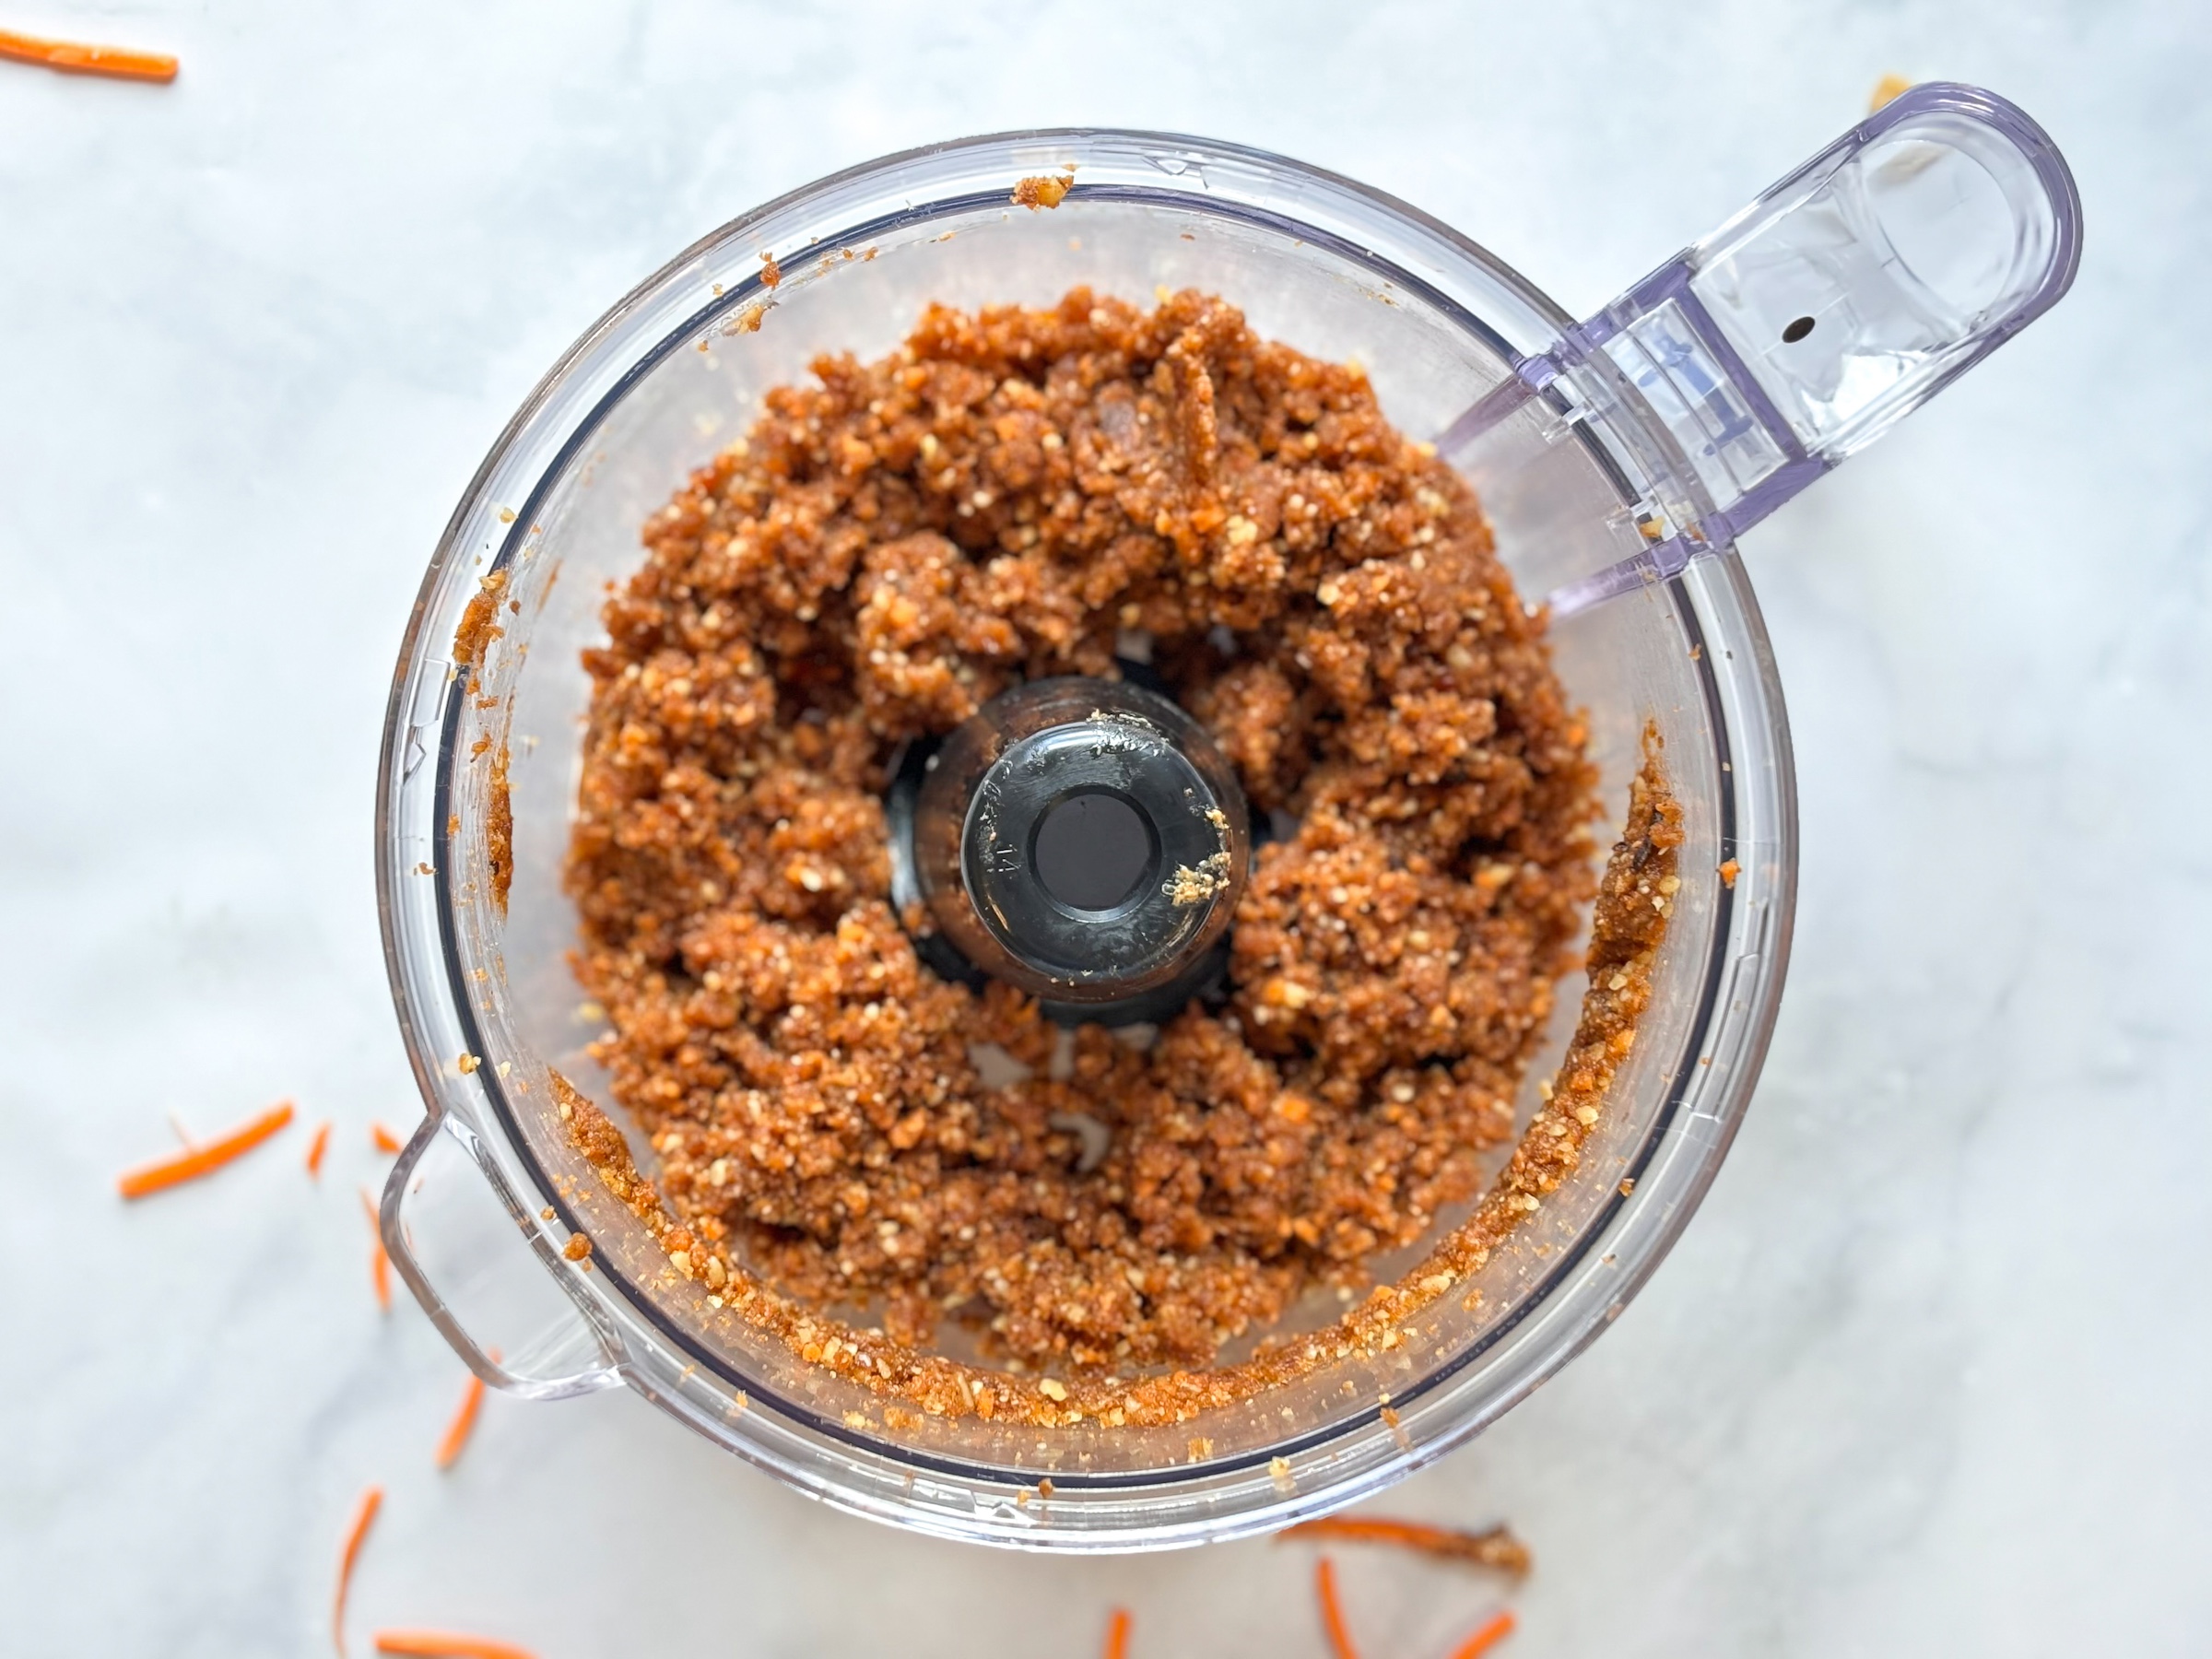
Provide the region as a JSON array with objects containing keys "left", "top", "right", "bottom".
[{"left": 1782, "top": 315, "right": 1817, "bottom": 344}]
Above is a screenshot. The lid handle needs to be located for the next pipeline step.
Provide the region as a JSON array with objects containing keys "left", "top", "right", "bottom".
[{"left": 1545, "top": 82, "right": 2081, "bottom": 552}]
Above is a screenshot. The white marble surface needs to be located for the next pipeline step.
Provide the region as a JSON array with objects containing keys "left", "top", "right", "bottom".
[{"left": 4, "top": 1, "right": 2207, "bottom": 1653}]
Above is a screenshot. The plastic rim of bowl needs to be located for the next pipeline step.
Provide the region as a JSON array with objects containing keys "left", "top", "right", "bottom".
[{"left": 376, "top": 128, "right": 1797, "bottom": 1550}]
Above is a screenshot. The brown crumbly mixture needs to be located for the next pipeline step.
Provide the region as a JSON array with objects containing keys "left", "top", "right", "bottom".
[
  {"left": 565, "top": 288, "right": 1616, "bottom": 1398},
  {"left": 453, "top": 570, "right": 506, "bottom": 666},
  {"left": 488, "top": 745, "right": 513, "bottom": 915},
  {"left": 458, "top": 568, "right": 515, "bottom": 912},
  {"left": 1012, "top": 171, "right": 1074, "bottom": 209},
  {"left": 557, "top": 735, "right": 1676, "bottom": 1428}
]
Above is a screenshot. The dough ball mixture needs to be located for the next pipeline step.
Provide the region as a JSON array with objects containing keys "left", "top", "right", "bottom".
[{"left": 567, "top": 288, "right": 1598, "bottom": 1375}]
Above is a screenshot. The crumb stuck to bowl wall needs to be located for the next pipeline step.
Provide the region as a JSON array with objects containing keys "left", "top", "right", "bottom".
[{"left": 1013, "top": 170, "right": 1075, "bottom": 209}]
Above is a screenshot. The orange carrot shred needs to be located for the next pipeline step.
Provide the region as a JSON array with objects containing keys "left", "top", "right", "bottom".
[
  {"left": 306, "top": 1122, "right": 333, "bottom": 1179},
  {"left": 118, "top": 1101, "right": 294, "bottom": 1198},
  {"left": 1314, "top": 1558, "right": 1362, "bottom": 1659},
  {"left": 1103, "top": 1606, "right": 1132, "bottom": 1659},
  {"left": 371, "top": 1122, "right": 404, "bottom": 1154},
  {"left": 372, "top": 1632, "right": 538, "bottom": 1659},
  {"left": 435, "top": 1367, "right": 488, "bottom": 1470},
  {"left": 1283, "top": 1515, "right": 1531, "bottom": 1577},
  {"left": 359, "top": 1189, "right": 392, "bottom": 1312},
  {"left": 334, "top": 1485, "right": 382, "bottom": 1655},
  {"left": 1445, "top": 1609, "right": 1517, "bottom": 1659},
  {"left": 0, "top": 26, "right": 176, "bottom": 82}
]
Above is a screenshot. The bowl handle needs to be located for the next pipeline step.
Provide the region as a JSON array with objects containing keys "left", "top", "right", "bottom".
[
  {"left": 380, "top": 1112, "right": 627, "bottom": 1401},
  {"left": 1448, "top": 83, "right": 2083, "bottom": 617}
]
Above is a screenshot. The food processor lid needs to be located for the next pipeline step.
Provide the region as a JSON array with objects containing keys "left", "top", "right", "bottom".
[{"left": 1439, "top": 82, "right": 2082, "bottom": 616}]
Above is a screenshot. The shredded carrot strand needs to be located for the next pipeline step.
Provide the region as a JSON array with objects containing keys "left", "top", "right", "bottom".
[
  {"left": 435, "top": 1368, "right": 488, "bottom": 1470},
  {"left": 1103, "top": 1606, "right": 1132, "bottom": 1659},
  {"left": 359, "top": 1189, "right": 392, "bottom": 1311},
  {"left": 1283, "top": 1515, "right": 1531, "bottom": 1576},
  {"left": 1445, "top": 1609, "right": 1517, "bottom": 1659},
  {"left": 1869, "top": 73, "right": 1912, "bottom": 114},
  {"left": 0, "top": 26, "right": 176, "bottom": 81},
  {"left": 372, "top": 1632, "right": 538, "bottom": 1659},
  {"left": 118, "top": 1101, "right": 294, "bottom": 1198},
  {"left": 1314, "top": 1558, "right": 1362, "bottom": 1659},
  {"left": 333, "top": 1485, "right": 382, "bottom": 1655},
  {"left": 306, "top": 1122, "right": 333, "bottom": 1179},
  {"left": 371, "top": 1122, "right": 405, "bottom": 1154}
]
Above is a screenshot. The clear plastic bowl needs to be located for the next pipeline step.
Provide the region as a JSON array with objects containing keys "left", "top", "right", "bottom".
[{"left": 376, "top": 129, "right": 1795, "bottom": 1550}]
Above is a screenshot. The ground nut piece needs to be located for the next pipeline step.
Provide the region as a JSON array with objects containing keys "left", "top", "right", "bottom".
[
  {"left": 567, "top": 287, "right": 1600, "bottom": 1378},
  {"left": 853, "top": 531, "right": 1022, "bottom": 731},
  {"left": 1186, "top": 657, "right": 1309, "bottom": 812},
  {"left": 1012, "top": 171, "right": 1074, "bottom": 209}
]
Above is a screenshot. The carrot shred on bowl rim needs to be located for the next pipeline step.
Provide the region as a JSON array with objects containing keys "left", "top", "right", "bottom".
[
  {"left": 1281, "top": 1514, "right": 1531, "bottom": 1576},
  {"left": 372, "top": 1632, "right": 539, "bottom": 1659},
  {"left": 333, "top": 1485, "right": 382, "bottom": 1655},
  {"left": 306, "top": 1121, "right": 333, "bottom": 1178},
  {"left": 0, "top": 25, "right": 176, "bottom": 81},
  {"left": 359, "top": 1188, "right": 392, "bottom": 1311},
  {"left": 371, "top": 1122, "right": 405, "bottom": 1154},
  {"left": 1313, "top": 1557, "right": 1362, "bottom": 1659},
  {"left": 1102, "top": 1606, "right": 1132, "bottom": 1659},
  {"left": 1445, "top": 1609, "right": 1518, "bottom": 1659},
  {"left": 117, "top": 1101, "right": 294, "bottom": 1198}
]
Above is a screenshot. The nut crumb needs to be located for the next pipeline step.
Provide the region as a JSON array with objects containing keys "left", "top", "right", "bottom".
[
  {"left": 1163, "top": 853, "right": 1230, "bottom": 906},
  {"left": 453, "top": 571, "right": 507, "bottom": 667},
  {"left": 1012, "top": 170, "right": 1075, "bottom": 209}
]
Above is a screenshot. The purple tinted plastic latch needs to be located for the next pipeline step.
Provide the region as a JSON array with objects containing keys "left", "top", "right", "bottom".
[{"left": 1482, "top": 83, "right": 2083, "bottom": 617}]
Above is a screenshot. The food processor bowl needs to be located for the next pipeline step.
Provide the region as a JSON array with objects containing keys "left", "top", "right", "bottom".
[{"left": 377, "top": 89, "right": 2077, "bottom": 1548}]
